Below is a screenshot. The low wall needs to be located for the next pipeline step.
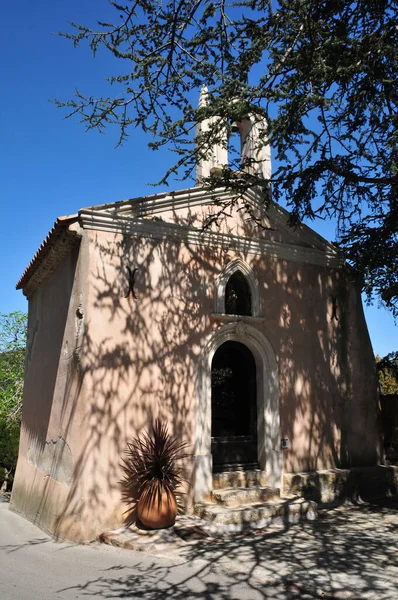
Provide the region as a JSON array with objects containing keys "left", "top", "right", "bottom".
[
  {"left": 283, "top": 465, "right": 398, "bottom": 504},
  {"left": 380, "top": 394, "right": 398, "bottom": 464}
]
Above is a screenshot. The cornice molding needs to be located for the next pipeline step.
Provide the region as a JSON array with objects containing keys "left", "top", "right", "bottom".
[
  {"left": 85, "top": 185, "right": 338, "bottom": 255},
  {"left": 87, "top": 186, "right": 233, "bottom": 218},
  {"left": 79, "top": 210, "right": 343, "bottom": 269}
]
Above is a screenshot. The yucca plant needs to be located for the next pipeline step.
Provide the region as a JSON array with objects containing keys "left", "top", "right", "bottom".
[{"left": 120, "top": 419, "right": 189, "bottom": 527}]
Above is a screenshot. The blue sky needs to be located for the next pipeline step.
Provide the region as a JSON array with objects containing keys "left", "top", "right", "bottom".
[{"left": 1, "top": 0, "right": 396, "bottom": 356}]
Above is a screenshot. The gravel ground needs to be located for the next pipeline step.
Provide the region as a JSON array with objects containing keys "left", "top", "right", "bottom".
[
  {"left": 2, "top": 494, "right": 398, "bottom": 599},
  {"left": 175, "top": 499, "right": 398, "bottom": 599},
  {"left": 101, "top": 498, "right": 398, "bottom": 599}
]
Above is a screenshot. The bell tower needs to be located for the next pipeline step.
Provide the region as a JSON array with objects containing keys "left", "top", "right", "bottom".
[
  {"left": 195, "top": 85, "right": 228, "bottom": 183},
  {"left": 195, "top": 86, "right": 271, "bottom": 184}
]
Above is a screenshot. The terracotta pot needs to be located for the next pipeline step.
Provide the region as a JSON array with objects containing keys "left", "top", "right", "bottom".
[{"left": 137, "top": 485, "right": 178, "bottom": 529}]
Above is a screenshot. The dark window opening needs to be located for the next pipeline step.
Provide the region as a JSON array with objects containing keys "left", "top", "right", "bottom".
[{"left": 225, "top": 271, "right": 252, "bottom": 316}]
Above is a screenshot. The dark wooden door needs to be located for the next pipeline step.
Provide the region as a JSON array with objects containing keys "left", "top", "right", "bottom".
[{"left": 211, "top": 341, "right": 258, "bottom": 472}]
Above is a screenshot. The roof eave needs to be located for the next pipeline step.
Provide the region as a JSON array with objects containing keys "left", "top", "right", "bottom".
[{"left": 16, "top": 214, "right": 80, "bottom": 293}]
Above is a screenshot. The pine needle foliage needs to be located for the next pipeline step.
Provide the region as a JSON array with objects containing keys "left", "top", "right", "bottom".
[{"left": 56, "top": 0, "right": 398, "bottom": 314}]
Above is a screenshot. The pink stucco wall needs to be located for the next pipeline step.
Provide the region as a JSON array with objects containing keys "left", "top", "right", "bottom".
[
  {"left": 10, "top": 244, "right": 88, "bottom": 538},
  {"left": 11, "top": 205, "right": 381, "bottom": 541}
]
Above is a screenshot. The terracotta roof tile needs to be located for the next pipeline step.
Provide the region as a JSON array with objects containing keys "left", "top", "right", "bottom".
[{"left": 16, "top": 214, "right": 79, "bottom": 291}]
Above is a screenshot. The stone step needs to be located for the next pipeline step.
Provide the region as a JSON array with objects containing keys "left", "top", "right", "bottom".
[
  {"left": 194, "top": 498, "right": 317, "bottom": 534},
  {"left": 212, "top": 469, "right": 268, "bottom": 490},
  {"left": 211, "top": 486, "right": 280, "bottom": 507}
]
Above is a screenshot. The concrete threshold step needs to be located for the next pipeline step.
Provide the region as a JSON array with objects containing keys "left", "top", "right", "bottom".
[
  {"left": 194, "top": 497, "right": 317, "bottom": 534},
  {"left": 211, "top": 485, "right": 280, "bottom": 507},
  {"left": 213, "top": 469, "right": 268, "bottom": 489}
]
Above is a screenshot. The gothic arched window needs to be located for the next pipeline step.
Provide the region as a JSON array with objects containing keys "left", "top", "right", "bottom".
[{"left": 225, "top": 271, "right": 252, "bottom": 316}]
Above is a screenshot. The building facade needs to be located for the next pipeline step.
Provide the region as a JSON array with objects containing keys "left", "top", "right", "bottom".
[{"left": 11, "top": 101, "right": 381, "bottom": 541}]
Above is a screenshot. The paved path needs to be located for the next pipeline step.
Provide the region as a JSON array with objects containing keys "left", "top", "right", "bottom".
[{"left": 1, "top": 497, "right": 398, "bottom": 599}]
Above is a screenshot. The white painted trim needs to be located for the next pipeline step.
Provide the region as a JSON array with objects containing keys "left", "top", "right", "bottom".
[
  {"left": 78, "top": 212, "right": 343, "bottom": 268},
  {"left": 80, "top": 185, "right": 339, "bottom": 256},
  {"left": 210, "top": 313, "right": 265, "bottom": 323},
  {"left": 214, "top": 258, "right": 261, "bottom": 317},
  {"left": 83, "top": 186, "right": 232, "bottom": 218},
  {"left": 194, "top": 322, "right": 282, "bottom": 502}
]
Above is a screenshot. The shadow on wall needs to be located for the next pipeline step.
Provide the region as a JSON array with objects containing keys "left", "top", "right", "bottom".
[
  {"left": 286, "top": 466, "right": 398, "bottom": 504},
  {"left": 11, "top": 245, "right": 82, "bottom": 527},
  {"left": 15, "top": 200, "right": 380, "bottom": 540},
  {"left": 52, "top": 226, "right": 218, "bottom": 538}
]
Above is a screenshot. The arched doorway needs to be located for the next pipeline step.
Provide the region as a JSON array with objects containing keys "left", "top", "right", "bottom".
[
  {"left": 194, "top": 321, "right": 281, "bottom": 502},
  {"left": 211, "top": 341, "right": 258, "bottom": 472}
]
